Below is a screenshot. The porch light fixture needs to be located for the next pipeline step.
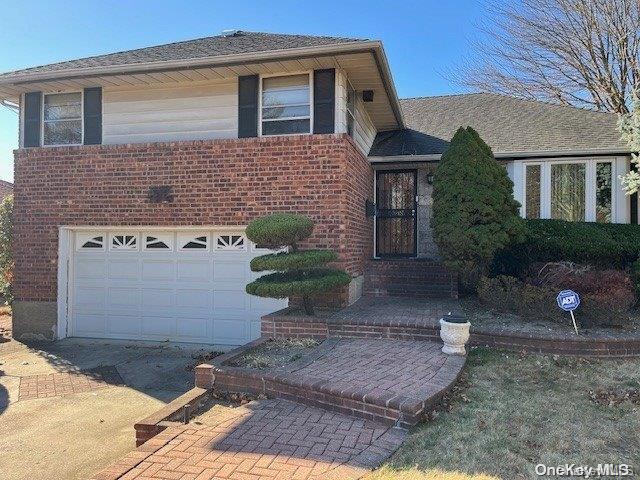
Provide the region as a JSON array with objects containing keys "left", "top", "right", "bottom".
[
  {"left": 426, "top": 173, "right": 434, "bottom": 185},
  {"left": 362, "top": 90, "right": 374, "bottom": 102}
]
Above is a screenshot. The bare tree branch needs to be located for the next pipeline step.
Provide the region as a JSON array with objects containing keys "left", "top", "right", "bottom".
[{"left": 459, "top": 0, "right": 640, "bottom": 113}]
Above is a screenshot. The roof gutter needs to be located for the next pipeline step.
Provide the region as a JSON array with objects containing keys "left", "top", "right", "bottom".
[
  {"left": 369, "top": 148, "right": 631, "bottom": 163},
  {"left": 0, "top": 41, "right": 404, "bottom": 128}
]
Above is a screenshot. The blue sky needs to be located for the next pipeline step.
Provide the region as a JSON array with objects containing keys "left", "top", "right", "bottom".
[{"left": 0, "top": 0, "right": 485, "bottom": 182}]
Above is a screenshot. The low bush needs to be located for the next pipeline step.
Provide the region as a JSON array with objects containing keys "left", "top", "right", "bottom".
[
  {"left": 478, "top": 276, "right": 563, "bottom": 322},
  {"left": 478, "top": 263, "right": 635, "bottom": 328},
  {"left": 0, "top": 196, "right": 13, "bottom": 304},
  {"left": 492, "top": 219, "right": 640, "bottom": 276}
]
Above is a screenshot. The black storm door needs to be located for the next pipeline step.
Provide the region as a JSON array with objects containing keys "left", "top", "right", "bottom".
[{"left": 375, "top": 170, "right": 417, "bottom": 257}]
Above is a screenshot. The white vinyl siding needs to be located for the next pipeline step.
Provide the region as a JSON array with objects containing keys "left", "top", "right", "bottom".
[
  {"left": 352, "top": 93, "right": 377, "bottom": 155},
  {"left": 335, "top": 69, "right": 377, "bottom": 155},
  {"left": 102, "top": 80, "right": 238, "bottom": 144}
]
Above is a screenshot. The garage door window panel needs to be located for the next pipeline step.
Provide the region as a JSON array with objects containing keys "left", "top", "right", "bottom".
[
  {"left": 216, "top": 235, "right": 246, "bottom": 251},
  {"left": 110, "top": 234, "right": 138, "bottom": 251},
  {"left": 78, "top": 234, "right": 105, "bottom": 250},
  {"left": 144, "top": 234, "right": 173, "bottom": 251},
  {"left": 178, "top": 233, "right": 209, "bottom": 251}
]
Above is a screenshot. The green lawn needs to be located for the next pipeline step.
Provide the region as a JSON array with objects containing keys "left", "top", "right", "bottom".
[{"left": 368, "top": 349, "right": 640, "bottom": 480}]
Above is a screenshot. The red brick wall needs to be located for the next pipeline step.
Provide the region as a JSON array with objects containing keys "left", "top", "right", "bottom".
[{"left": 13, "top": 134, "right": 373, "bottom": 303}]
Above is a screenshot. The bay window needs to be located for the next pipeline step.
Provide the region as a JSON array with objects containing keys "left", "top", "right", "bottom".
[
  {"left": 43, "top": 92, "right": 82, "bottom": 145},
  {"left": 523, "top": 159, "right": 614, "bottom": 223},
  {"left": 261, "top": 74, "right": 311, "bottom": 135},
  {"left": 550, "top": 163, "right": 585, "bottom": 221},
  {"left": 524, "top": 164, "right": 541, "bottom": 219}
]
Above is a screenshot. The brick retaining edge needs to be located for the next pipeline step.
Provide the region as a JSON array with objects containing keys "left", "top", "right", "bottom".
[
  {"left": 261, "top": 308, "right": 640, "bottom": 358},
  {"left": 133, "top": 387, "right": 210, "bottom": 447}
]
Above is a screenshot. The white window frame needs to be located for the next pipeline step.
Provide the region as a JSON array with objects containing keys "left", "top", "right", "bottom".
[
  {"left": 520, "top": 158, "right": 616, "bottom": 222},
  {"left": 345, "top": 79, "right": 356, "bottom": 138},
  {"left": 41, "top": 91, "right": 84, "bottom": 147},
  {"left": 258, "top": 71, "right": 314, "bottom": 137}
]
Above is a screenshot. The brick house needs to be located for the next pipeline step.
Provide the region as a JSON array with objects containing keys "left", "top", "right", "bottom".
[{"left": 0, "top": 31, "right": 631, "bottom": 342}]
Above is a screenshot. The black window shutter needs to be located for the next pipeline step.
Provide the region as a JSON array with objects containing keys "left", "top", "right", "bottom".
[
  {"left": 313, "top": 69, "right": 335, "bottom": 134},
  {"left": 238, "top": 75, "right": 259, "bottom": 138},
  {"left": 23, "top": 92, "right": 42, "bottom": 147},
  {"left": 83, "top": 87, "right": 102, "bottom": 145}
]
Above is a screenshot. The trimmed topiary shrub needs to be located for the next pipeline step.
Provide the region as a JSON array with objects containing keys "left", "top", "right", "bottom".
[
  {"left": 432, "top": 126, "right": 525, "bottom": 292},
  {"left": 245, "top": 214, "right": 350, "bottom": 315},
  {"left": 492, "top": 219, "right": 640, "bottom": 276},
  {"left": 245, "top": 214, "right": 314, "bottom": 249}
]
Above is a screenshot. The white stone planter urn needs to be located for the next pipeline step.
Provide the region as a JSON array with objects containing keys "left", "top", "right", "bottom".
[{"left": 439, "top": 312, "right": 471, "bottom": 355}]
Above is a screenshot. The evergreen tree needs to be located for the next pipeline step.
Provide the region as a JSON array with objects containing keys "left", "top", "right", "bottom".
[{"left": 432, "top": 127, "right": 525, "bottom": 291}]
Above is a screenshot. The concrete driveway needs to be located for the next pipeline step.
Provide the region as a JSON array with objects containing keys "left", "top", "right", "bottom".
[{"left": 0, "top": 325, "right": 229, "bottom": 480}]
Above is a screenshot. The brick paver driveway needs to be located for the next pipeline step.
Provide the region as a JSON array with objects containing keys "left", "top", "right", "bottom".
[{"left": 94, "top": 399, "right": 406, "bottom": 480}]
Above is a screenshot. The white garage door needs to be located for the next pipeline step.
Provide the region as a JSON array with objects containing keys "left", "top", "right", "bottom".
[{"left": 69, "top": 229, "right": 287, "bottom": 345}]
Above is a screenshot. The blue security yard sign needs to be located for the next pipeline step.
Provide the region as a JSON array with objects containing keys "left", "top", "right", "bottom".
[
  {"left": 557, "top": 290, "right": 580, "bottom": 311},
  {"left": 556, "top": 290, "right": 580, "bottom": 334}
]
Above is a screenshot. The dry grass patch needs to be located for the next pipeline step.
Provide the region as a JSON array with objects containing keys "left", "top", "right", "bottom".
[
  {"left": 227, "top": 338, "right": 320, "bottom": 370},
  {"left": 368, "top": 348, "right": 640, "bottom": 480}
]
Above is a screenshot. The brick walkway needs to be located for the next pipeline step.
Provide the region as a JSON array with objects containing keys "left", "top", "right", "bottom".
[
  {"left": 289, "top": 339, "right": 462, "bottom": 408},
  {"left": 93, "top": 398, "right": 406, "bottom": 480},
  {"left": 213, "top": 338, "right": 465, "bottom": 427},
  {"left": 18, "top": 366, "right": 123, "bottom": 400}
]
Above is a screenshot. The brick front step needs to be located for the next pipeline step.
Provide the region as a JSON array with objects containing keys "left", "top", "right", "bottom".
[
  {"left": 365, "top": 259, "right": 458, "bottom": 298},
  {"left": 201, "top": 338, "right": 465, "bottom": 428}
]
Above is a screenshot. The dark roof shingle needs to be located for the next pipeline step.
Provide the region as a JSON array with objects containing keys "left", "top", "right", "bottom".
[
  {"left": 370, "top": 93, "right": 627, "bottom": 157},
  {"left": 0, "top": 31, "right": 364, "bottom": 80}
]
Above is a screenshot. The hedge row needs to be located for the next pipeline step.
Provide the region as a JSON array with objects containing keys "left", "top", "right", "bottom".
[{"left": 493, "top": 219, "right": 640, "bottom": 275}]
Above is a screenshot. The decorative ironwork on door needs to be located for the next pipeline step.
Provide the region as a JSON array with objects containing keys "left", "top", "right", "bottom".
[{"left": 376, "top": 170, "right": 417, "bottom": 257}]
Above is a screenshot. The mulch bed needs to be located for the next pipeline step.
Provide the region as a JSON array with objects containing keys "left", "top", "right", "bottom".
[
  {"left": 225, "top": 338, "right": 321, "bottom": 370},
  {"left": 462, "top": 298, "right": 640, "bottom": 340}
]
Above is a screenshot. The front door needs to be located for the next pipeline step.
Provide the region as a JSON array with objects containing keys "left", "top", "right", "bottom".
[{"left": 375, "top": 170, "right": 417, "bottom": 257}]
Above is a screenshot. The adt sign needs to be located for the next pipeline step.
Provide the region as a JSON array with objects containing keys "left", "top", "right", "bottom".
[{"left": 557, "top": 290, "right": 580, "bottom": 311}]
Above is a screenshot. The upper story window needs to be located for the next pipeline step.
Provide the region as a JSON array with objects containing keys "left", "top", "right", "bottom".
[
  {"left": 43, "top": 93, "right": 82, "bottom": 146},
  {"left": 346, "top": 83, "right": 356, "bottom": 137},
  {"left": 261, "top": 74, "right": 310, "bottom": 135}
]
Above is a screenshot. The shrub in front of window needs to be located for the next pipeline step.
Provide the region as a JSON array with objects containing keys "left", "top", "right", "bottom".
[
  {"left": 432, "top": 127, "right": 525, "bottom": 292},
  {"left": 245, "top": 213, "right": 350, "bottom": 315},
  {"left": 492, "top": 219, "right": 640, "bottom": 276},
  {"left": 0, "top": 196, "right": 13, "bottom": 304}
]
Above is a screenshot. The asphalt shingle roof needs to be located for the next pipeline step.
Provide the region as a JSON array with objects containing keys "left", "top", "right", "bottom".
[
  {"left": 0, "top": 31, "right": 364, "bottom": 80},
  {"left": 370, "top": 93, "right": 628, "bottom": 157}
]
